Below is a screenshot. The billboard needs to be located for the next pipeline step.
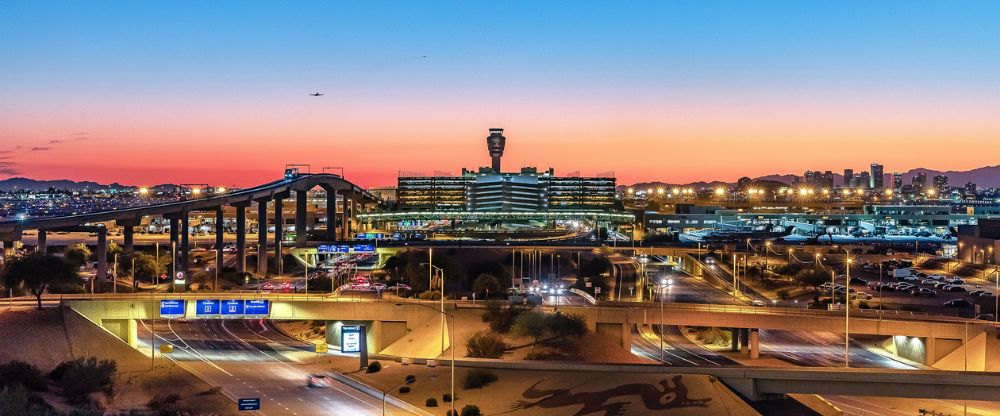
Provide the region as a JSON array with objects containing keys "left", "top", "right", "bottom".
[{"left": 159, "top": 300, "right": 185, "bottom": 318}]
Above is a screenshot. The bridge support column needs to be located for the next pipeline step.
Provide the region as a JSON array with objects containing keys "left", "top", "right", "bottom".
[
  {"left": 180, "top": 214, "right": 190, "bottom": 277},
  {"left": 96, "top": 228, "right": 108, "bottom": 287},
  {"left": 295, "top": 190, "right": 308, "bottom": 248},
  {"left": 256, "top": 200, "right": 268, "bottom": 276},
  {"left": 731, "top": 328, "right": 740, "bottom": 352},
  {"left": 215, "top": 207, "right": 224, "bottom": 282},
  {"left": 235, "top": 204, "right": 247, "bottom": 273},
  {"left": 101, "top": 319, "right": 138, "bottom": 348},
  {"left": 36, "top": 231, "right": 47, "bottom": 254},
  {"left": 341, "top": 191, "right": 350, "bottom": 240},
  {"left": 122, "top": 225, "right": 134, "bottom": 255},
  {"left": 325, "top": 187, "right": 338, "bottom": 241},
  {"left": 749, "top": 328, "right": 760, "bottom": 359},
  {"left": 740, "top": 328, "right": 749, "bottom": 354},
  {"left": 2, "top": 240, "right": 14, "bottom": 259},
  {"left": 273, "top": 197, "right": 284, "bottom": 275}
]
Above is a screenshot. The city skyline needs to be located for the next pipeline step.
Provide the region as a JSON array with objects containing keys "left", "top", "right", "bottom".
[{"left": 3, "top": 1, "right": 1000, "bottom": 188}]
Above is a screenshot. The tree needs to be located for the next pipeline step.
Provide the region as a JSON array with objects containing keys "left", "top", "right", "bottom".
[
  {"left": 795, "top": 268, "right": 829, "bottom": 288},
  {"left": 64, "top": 243, "right": 91, "bottom": 267},
  {"left": 121, "top": 252, "right": 166, "bottom": 283},
  {"left": 1, "top": 253, "right": 81, "bottom": 309},
  {"left": 579, "top": 256, "right": 612, "bottom": 278},
  {"left": 510, "top": 311, "right": 547, "bottom": 354},
  {"left": 472, "top": 273, "right": 501, "bottom": 298}
]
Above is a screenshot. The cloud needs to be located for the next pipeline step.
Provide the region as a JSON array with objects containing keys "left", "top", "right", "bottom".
[
  {"left": 73, "top": 132, "right": 88, "bottom": 136},
  {"left": 0, "top": 162, "right": 20, "bottom": 175},
  {"left": 73, "top": 136, "right": 93, "bottom": 141},
  {"left": 29, "top": 146, "right": 51, "bottom": 152},
  {"left": 48, "top": 139, "right": 64, "bottom": 144},
  {"left": 0, "top": 150, "right": 12, "bottom": 155}
]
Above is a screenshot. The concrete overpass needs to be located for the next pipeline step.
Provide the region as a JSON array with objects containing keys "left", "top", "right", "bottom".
[
  {"left": 63, "top": 294, "right": 997, "bottom": 366},
  {"left": 61, "top": 295, "right": 1000, "bottom": 402},
  {"left": 0, "top": 173, "right": 382, "bottom": 280}
]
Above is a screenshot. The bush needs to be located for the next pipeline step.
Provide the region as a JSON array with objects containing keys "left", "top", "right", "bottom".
[
  {"left": 694, "top": 327, "right": 732, "bottom": 346},
  {"left": 482, "top": 304, "right": 526, "bottom": 333},
  {"left": 443, "top": 393, "right": 453, "bottom": 403},
  {"left": 418, "top": 290, "right": 441, "bottom": 300},
  {"left": 0, "top": 361, "right": 47, "bottom": 391},
  {"left": 466, "top": 331, "right": 507, "bottom": 358},
  {"left": 449, "top": 404, "right": 481, "bottom": 416},
  {"left": 49, "top": 357, "right": 116, "bottom": 404},
  {"left": 463, "top": 369, "right": 498, "bottom": 389},
  {"left": 547, "top": 312, "right": 586, "bottom": 338},
  {"left": 405, "top": 374, "right": 416, "bottom": 383},
  {"left": 148, "top": 393, "right": 181, "bottom": 410},
  {"left": 366, "top": 361, "right": 382, "bottom": 373},
  {"left": 398, "top": 386, "right": 410, "bottom": 394},
  {"left": 425, "top": 397, "right": 438, "bottom": 407}
]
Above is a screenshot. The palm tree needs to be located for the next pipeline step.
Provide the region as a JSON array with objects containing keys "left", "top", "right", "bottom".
[{"left": 1, "top": 253, "right": 81, "bottom": 309}]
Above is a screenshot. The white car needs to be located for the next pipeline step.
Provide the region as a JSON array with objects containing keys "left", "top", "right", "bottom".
[{"left": 927, "top": 274, "right": 945, "bottom": 280}]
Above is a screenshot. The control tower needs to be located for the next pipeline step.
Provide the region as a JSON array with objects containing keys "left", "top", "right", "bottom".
[{"left": 486, "top": 128, "right": 506, "bottom": 173}]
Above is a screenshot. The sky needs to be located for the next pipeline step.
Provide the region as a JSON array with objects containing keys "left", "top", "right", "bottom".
[{"left": 2, "top": 1, "right": 999, "bottom": 188}]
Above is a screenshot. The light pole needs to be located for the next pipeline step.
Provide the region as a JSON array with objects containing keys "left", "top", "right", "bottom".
[
  {"left": 397, "top": 302, "right": 456, "bottom": 416},
  {"left": 658, "top": 277, "right": 670, "bottom": 364},
  {"left": 763, "top": 241, "right": 770, "bottom": 278},
  {"left": 383, "top": 376, "right": 416, "bottom": 415}
]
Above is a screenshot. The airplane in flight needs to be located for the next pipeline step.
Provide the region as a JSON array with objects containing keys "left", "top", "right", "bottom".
[{"left": 309, "top": 92, "right": 324, "bottom": 96}]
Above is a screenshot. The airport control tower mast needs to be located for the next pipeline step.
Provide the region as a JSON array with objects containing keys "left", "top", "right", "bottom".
[{"left": 486, "top": 128, "right": 506, "bottom": 173}]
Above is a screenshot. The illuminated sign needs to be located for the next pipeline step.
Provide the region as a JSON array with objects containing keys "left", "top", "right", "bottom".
[
  {"left": 341, "top": 325, "right": 363, "bottom": 353},
  {"left": 159, "top": 300, "right": 185, "bottom": 318},
  {"left": 221, "top": 300, "right": 245, "bottom": 316},
  {"left": 195, "top": 300, "right": 220, "bottom": 316},
  {"left": 244, "top": 300, "right": 270, "bottom": 317}
]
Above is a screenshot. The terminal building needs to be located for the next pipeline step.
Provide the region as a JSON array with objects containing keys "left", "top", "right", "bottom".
[{"left": 363, "top": 128, "right": 630, "bottom": 236}]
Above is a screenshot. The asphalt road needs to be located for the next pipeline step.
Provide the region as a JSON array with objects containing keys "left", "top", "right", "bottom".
[{"left": 137, "top": 319, "right": 411, "bottom": 415}]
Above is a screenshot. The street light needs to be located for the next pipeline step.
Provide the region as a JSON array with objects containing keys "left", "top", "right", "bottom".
[
  {"left": 396, "top": 302, "right": 456, "bottom": 416},
  {"left": 383, "top": 376, "right": 416, "bottom": 415},
  {"left": 658, "top": 277, "right": 670, "bottom": 363}
]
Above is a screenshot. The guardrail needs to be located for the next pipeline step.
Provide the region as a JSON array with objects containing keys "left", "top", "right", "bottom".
[{"left": 569, "top": 288, "right": 598, "bottom": 305}]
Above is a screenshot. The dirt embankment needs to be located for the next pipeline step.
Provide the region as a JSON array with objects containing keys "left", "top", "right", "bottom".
[{"left": 0, "top": 307, "right": 234, "bottom": 415}]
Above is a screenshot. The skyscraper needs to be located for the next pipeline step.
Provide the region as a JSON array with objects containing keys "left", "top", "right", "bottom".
[
  {"left": 892, "top": 172, "right": 903, "bottom": 189},
  {"left": 870, "top": 163, "right": 884, "bottom": 189},
  {"left": 843, "top": 169, "right": 854, "bottom": 187}
]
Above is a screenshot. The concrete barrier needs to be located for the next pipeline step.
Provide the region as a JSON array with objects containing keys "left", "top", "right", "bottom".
[{"left": 325, "top": 370, "right": 435, "bottom": 416}]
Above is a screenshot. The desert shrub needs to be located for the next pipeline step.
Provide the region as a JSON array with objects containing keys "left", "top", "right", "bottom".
[
  {"left": 366, "top": 361, "right": 382, "bottom": 373},
  {"left": 448, "top": 404, "right": 481, "bottom": 416},
  {"left": 547, "top": 312, "right": 586, "bottom": 338},
  {"left": 418, "top": 290, "right": 441, "bottom": 300},
  {"left": 443, "top": 393, "right": 453, "bottom": 403},
  {"left": 148, "top": 393, "right": 181, "bottom": 410},
  {"left": 398, "top": 386, "right": 410, "bottom": 394},
  {"left": 463, "top": 369, "right": 498, "bottom": 389},
  {"left": 695, "top": 327, "right": 732, "bottom": 346},
  {"left": 425, "top": 398, "right": 438, "bottom": 407},
  {"left": 405, "top": 374, "right": 416, "bottom": 383},
  {"left": 482, "top": 304, "right": 526, "bottom": 333},
  {"left": 50, "top": 357, "right": 116, "bottom": 404},
  {"left": 466, "top": 331, "right": 507, "bottom": 358},
  {"left": 0, "top": 361, "right": 47, "bottom": 391}
]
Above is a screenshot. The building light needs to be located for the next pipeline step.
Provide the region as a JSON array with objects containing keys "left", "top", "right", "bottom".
[{"left": 138, "top": 187, "right": 150, "bottom": 195}]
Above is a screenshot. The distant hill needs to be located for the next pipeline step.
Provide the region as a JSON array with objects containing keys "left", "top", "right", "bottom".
[
  {"left": 0, "top": 177, "right": 133, "bottom": 192},
  {"left": 624, "top": 165, "right": 1000, "bottom": 190}
]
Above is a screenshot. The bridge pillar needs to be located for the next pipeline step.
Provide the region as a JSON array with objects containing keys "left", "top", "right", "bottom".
[
  {"left": 324, "top": 187, "right": 338, "bottom": 241},
  {"left": 180, "top": 214, "right": 190, "bottom": 277},
  {"left": 234, "top": 203, "right": 247, "bottom": 273},
  {"left": 2, "top": 240, "right": 14, "bottom": 259},
  {"left": 749, "top": 328, "right": 760, "bottom": 359},
  {"left": 730, "top": 328, "right": 740, "bottom": 352},
  {"left": 101, "top": 319, "right": 138, "bottom": 348},
  {"left": 122, "top": 225, "right": 134, "bottom": 255},
  {"left": 96, "top": 228, "right": 108, "bottom": 287},
  {"left": 740, "top": 328, "right": 749, "bottom": 354},
  {"left": 215, "top": 206, "right": 224, "bottom": 281},
  {"left": 295, "top": 190, "right": 308, "bottom": 248},
  {"left": 36, "top": 230, "right": 47, "bottom": 254},
  {"left": 273, "top": 197, "right": 284, "bottom": 275},
  {"left": 341, "top": 191, "right": 350, "bottom": 240},
  {"left": 256, "top": 200, "right": 268, "bottom": 276}
]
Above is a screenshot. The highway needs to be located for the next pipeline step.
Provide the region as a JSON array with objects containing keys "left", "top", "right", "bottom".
[{"left": 137, "top": 319, "right": 411, "bottom": 415}]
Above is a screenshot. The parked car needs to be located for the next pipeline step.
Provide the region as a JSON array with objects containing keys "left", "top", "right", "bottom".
[
  {"left": 849, "top": 277, "right": 868, "bottom": 285},
  {"left": 975, "top": 314, "right": 996, "bottom": 321},
  {"left": 946, "top": 277, "right": 966, "bottom": 285},
  {"left": 921, "top": 279, "right": 939, "bottom": 286},
  {"left": 911, "top": 288, "right": 936, "bottom": 297},
  {"left": 975, "top": 291, "right": 995, "bottom": 298},
  {"left": 932, "top": 282, "right": 950, "bottom": 289},
  {"left": 944, "top": 299, "right": 973, "bottom": 307},
  {"left": 926, "top": 274, "right": 945, "bottom": 280},
  {"left": 943, "top": 285, "right": 967, "bottom": 292}
]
